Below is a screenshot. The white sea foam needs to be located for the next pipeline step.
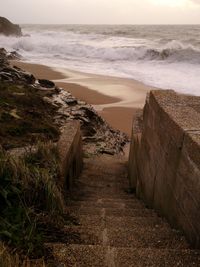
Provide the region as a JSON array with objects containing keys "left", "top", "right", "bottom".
[{"left": 0, "top": 24, "right": 199, "bottom": 95}]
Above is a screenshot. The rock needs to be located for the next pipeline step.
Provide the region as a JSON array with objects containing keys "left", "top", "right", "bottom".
[
  {"left": 0, "top": 48, "right": 7, "bottom": 57},
  {"left": 83, "top": 136, "right": 104, "bottom": 142},
  {"left": 0, "top": 72, "right": 13, "bottom": 81},
  {"left": 81, "top": 125, "right": 97, "bottom": 136},
  {"left": 0, "top": 17, "right": 22, "bottom": 36},
  {"left": 0, "top": 47, "right": 128, "bottom": 156},
  {"left": 77, "top": 116, "right": 90, "bottom": 124},
  {"left": 38, "top": 79, "right": 55, "bottom": 88},
  {"left": 55, "top": 86, "right": 61, "bottom": 93},
  {"left": 22, "top": 73, "right": 35, "bottom": 84},
  {"left": 1, "top": 67, "right": 36, "bottom": 84},
  {"left": 80, "top": 106, "right": 104, "bottom": 124},
  {"left": 50, "top": 86, "right": 129, "bottom": 155},
  {"left": 99, "top": 148, "right": 115, "bottom": 155},
  {"left": 64, "top": 98, "right": 78, "bottom": 106},
  {"left": 0, "top": 48, "right": 9, "bottom": 67},
  {"left": 7, "top": 51, "right": 21, "bottom": 60},
  {"left": 78, "top": 100, "right": 86, "bottom": 105}
]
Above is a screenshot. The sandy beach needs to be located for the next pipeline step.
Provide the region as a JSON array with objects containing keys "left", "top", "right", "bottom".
[{"left": 12, "top": 61, "right": 151, "bottom": 136}]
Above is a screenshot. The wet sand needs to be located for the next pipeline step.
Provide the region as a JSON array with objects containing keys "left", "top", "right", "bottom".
[
  {"left": 12, "top": 61, "right": 66, "bottom": 80},
  {"left": 100, "top": 107, "right": 141, "bottom": 135},
  {"left": 56, "top": 82, "right": 120, "bottom": 105},
  {"left": 12, "top": 61, "right": 151, "bottom": 136}
]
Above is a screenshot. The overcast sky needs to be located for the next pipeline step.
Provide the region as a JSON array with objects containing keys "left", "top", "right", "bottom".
[{"left": 1, "top": 0, "right": 200, "bottom": 24}]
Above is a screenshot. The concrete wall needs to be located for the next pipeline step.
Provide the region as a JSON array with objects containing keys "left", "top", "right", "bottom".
[
  {"left": 128, "top": 90, "right": 200, "bottom": 248},
  {"left": 57, "top": 121, "right": 83, "bottom": 190}
]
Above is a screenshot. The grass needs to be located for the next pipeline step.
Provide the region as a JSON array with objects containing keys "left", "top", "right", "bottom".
[
  {"left": 0, "top": 242, "right": 46, "bottom": 267},
  {"left": 0, "top": 78, "right": 78, "bottom": 265},
  {"left": 0, "top": 82, "right": 60, "bottom": 150},
  {"left": 0, "top": 142, "right": 68, "bottom": 265}
]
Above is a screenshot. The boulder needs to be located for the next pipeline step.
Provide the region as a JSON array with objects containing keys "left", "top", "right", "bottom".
[
  {"left": 1, "top": 67, "right": 36, "bottom": 84},
  {"left": 7, "top": 51, "right": 21, "bottom": 60},
  {"left": 64, "top": 98, "right": 78, "bottom": 106},
  {"left": 0, "top": 17, "right": 22, "bottom": 36},
  {"left": 0, "top": 47, "right": 9, "bottom": 67},
  {"left": 38, "top": 79, "right": 55, "bottom": 88}
]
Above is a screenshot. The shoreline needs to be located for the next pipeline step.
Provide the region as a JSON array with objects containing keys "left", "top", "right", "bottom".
[{"left": 11, "top": 60, "right": 152, "bottom": 136}]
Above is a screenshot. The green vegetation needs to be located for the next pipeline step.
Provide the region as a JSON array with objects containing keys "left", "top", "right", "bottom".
[
  {"left": 0, "top": 143, "right": 67, "bottom": 265},
  {"left": 0, "top": 82, "right": 60, "bottom": 150},
  {"left": 0, "top": 80, "right": 78, "bottom": 265}
]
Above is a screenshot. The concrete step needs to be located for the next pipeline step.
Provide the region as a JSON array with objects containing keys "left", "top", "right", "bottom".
[
  {"left": 78, "top": 180, "right": 128, "bottom": 188},
  {"left": 63, "top": 226, "right": 101, "bottom": 246},
  {"left": 66, "top": 199, "right": 145, "bottom": 209},
  {"left": 107, "top": 227, "right": 188, "bottom": 249},
  {"left": 69, "top": 207, "right": 158, "bottom": 217},
  {"left": 63, "top": 225, "right": 188, "bottom": 249},
  {"left": 69, "top": 190, "right": 134, "bottom": 200},
  {"left": 73, "top": 187, "right": 134, "bottom": 197},
  {"left": 77, "top": 181, "right": 129, "bottom": 190},
  {"left": 52, "top": 244, "right": 107, "bottom": 267},
  {"left": 77, "top": 215, "right": 165, "bottom": 228},
  {"left": 105, "top": 207, "right": 158, "bottom": 217},
  {"left": 115, "top": 247, "right": 200, "bottom": 267},
  {"left": 80, "top": 170, "right": 126, "bottom": 179},
  {"left": 105, "top": 216, "right": 166, "bottom": 228},
  {"left": 67, "top": 194, "right": 139, "bottom": 203},
  {"left": 79, "top": 173, "right": 127, "bottom": 182},
  {"left": 51, "top": 244, "right": 200, "bottom": 267}
]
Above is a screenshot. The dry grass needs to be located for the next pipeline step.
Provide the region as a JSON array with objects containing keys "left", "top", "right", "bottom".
[{"left": 0, "top": 243, "right": 46, "bottom": 267}]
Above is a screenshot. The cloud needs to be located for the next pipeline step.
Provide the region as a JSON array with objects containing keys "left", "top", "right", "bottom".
[{"left": 189, "top": 0, "right": 200, "bottom": 5}]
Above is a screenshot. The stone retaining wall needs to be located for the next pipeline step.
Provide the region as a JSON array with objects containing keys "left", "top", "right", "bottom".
[
  {"left": 128, "top": 90, "right": 200, "bottom": 248},
  {"left": 57, "top": 121, "right": 83, "bottom": 190}
]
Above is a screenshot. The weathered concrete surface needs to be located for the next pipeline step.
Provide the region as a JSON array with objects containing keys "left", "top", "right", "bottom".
[
  {"left": 51, "top": 154, "right": 200, "bottom": 266},
  {"left": 57, "top": 121, "right": 83, "bottom": 190},
  {"left": 128, "top": 90, "right": 200, "bottom": 248}
]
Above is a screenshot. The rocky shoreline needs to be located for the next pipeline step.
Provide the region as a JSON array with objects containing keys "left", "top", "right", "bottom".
[{"left": 0, "top": 48, "right": 128, "bottom": 155}]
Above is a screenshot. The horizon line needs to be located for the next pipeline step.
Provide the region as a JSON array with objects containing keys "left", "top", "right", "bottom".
[{"left": 19, "top": 23, "right": 200, "bottom": 26}]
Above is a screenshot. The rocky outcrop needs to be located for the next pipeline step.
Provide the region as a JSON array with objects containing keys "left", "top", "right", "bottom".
[
  {"left": 0, "top": 17, "right": 22, "bottom": 36},
  {"left": 128, "top": 90, "right": 200, "bottom": 248},
  {"left": 0, "top": 48, "right": 128, "bottom": 155},
  {"left": 50, "top": 89, "right": 128, "bottom": 155}
]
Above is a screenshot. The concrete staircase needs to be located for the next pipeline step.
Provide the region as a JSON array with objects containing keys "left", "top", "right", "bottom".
[{"left": 52, "top": 155, "right": 200, "bottom": 266}]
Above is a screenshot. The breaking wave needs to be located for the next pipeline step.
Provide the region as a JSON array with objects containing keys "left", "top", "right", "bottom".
[
  {"left": 0, "top": 24, "right": 200, "bottom": 95},
  {"left": 2, "top": 33, "right": 200, "bottom": 64}
]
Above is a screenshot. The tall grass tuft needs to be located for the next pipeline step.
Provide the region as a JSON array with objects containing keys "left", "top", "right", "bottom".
[{"left": 0, "top": 142, "right": 65, "bottom": 263}]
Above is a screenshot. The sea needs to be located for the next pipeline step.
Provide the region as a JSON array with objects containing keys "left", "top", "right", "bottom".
[{"left": 0, "top": 24, "right": 200, "bottom": 95}]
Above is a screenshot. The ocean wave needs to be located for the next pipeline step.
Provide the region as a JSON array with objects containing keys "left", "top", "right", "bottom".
[
  {"left": 1, "top": 25, "right": 200, "bottom": 96},
  {"left": 1, "top": 31, "right": 200, "bottom": 65},
  {"left": 141, "top": 40, "right": 200, "bottom": 63}
]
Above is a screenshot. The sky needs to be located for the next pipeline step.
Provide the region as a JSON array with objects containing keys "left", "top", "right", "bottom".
[{"left": 1, "top": 0, "right": 200, "bottom": 24}]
